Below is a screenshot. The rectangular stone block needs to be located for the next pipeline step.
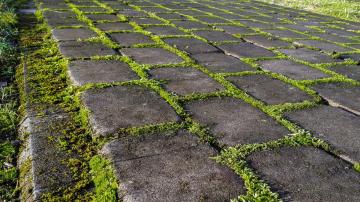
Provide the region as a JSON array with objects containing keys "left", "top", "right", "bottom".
[
  {"left": 285, "top": 105, "right": 360, "bottom": 162},
  {"left": 82, "top": 85, "right": 179, "bottom": 136},
  {"left": 218, "top": 42, "right": 276, "bottom": 58},
  {"left": 247, "top": 146, "right": 360, "bottom": 202},
  {"left": 102, "top": 130, "right": 245, "bottom": 201},
  {"left": 68, "top": 60, "right": 139, "bottom": 86},
  {"left": 149, "top": 67, "right": 224, "bottom": 95},
  {"left": 185, "top": 97, "right": 289, "bottom": 146},
  {"left": 227, "top": 74, "right": 313, "bottom": 105},
  {"left": 120, "top": 48, "right": 184, "bottom": 65}
]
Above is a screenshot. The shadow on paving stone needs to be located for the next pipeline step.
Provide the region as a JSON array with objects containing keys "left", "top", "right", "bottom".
[
  {"left": 68, "top": 60, "right": 139, "bottom": 86},
  {"left": 101, "top": 130, "right": 246, "bottom": 201},
  {"left": 148, "top": 67, "right": 224, "bottom": 96},
  {"left": 227, "top": 74, "right": 313, "bottom": 105},
  {"left": 311, "top": 82, "right": 360, "bottom": 115},
  {"left": 247, "top": 146, "right": 360, "bottom": 202},
  {"left": 58, "top": 41, "right": 116, "bottom": 59},
  {"left": 120, "top": 48, "right": 183, "bottom": 65},
  {"left": 257, "top": 59, "right": 329, "bottom": 80},
  {"left": 81, "top": 85, "right": 179, "bottom": 136},
  {"left": 185, "top": 97, "right": 289, "bottom": 147},
  {"left": 285, "top": 105, "right": 360, "bottom": 162}
]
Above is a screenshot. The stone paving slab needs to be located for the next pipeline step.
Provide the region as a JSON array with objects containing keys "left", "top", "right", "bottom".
[
  {"left": 279, "top": 48, "right": 342, "bottom": 63},
  {"left": 285, "top": 105, "right": 360, "bottom": 162},
  {"left": 163, "top": 37, "right": 220, "bottom": 55},
  {"left": 247, "top": 146, "right": 360, "bottom": 201},
  {"left": 82, "top": 85, "right": 179, "bottom": 136},
  {"left": 186, "top": 97, "right": 290, "bottom": 146},
  {"left": 191, "top": 52, "right": 254, "bottom": 73},
  {"left": 144, "top": 25, "right": 186, "bottom": 36},
  {"left": 218, "top": 42, "right": 276, "bottom": 58},
  {"left": 243, "top": 35, "right": 291, "bottom": 48},
  {"left": 328, "top": 65, "right": 360, "bottom": 81},
  {"left": 52, "top": 28, "right": 97, "bottom": 41},
  {"left": 95, "top": 22, "right": 133, "bottom": 31},
  {"left": 257, "top": 59, "right": 329, "bottom": 80},
  {"left": 58, "top": 41, "right": 116, "bottom": 58},
  {"left": 68, "top": 60, "right": 139, "bottom": 86},
  {"left": 227, "top": 74, "right": 313, "bottom": 104},
  {"left": 110, "top": 32, "right": 155, "bottom": 46},
  {"left": 311, "top": 82, "right": 360, "bottom": 115},
  {"left": 149, "top": 67, "right": 224, "bottom": 96},
  {"left": 120, "top": 48, "right": 184, "bottom": 65},
  {"left": 102, "top": 130, "right": 245, "bottom": 201},
  {"left": 294, "top": 39, "right": 353, "bottom": 53}
]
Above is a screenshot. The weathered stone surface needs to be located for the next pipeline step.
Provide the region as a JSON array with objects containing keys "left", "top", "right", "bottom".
[
  {"left": 144, "top": 25, "right": 186, "bottom": 35},
  {"left": 58, "top": 41, "right": 116, "bottom": 58},
  {"left": 172, "top": 20, "right": 209, "bottom": 29},
  {"left": 52, "top": 28, "right": 97, "bottom": 41},
  {"left": 46, "top": 17, "right": 85, "bottom": 28},
  {"left": 216, "top": 25, "right": 254, "bottom": 35},
  {"left": 141, "top": 6, "right": 169, "bottom": 13},
  {"left": 279, "top": 48, "right": 342, "bottom": 63},
  {"left": 110, "top": 32, "right": 154, "bottom": 46},
  {"left": 295, "top": 40, "right": 352, "bottom": 53},
  {"left": 257, "top": 59, "right": 329, "bottom": 80},
  {"left": 86, "top": 14, "right": 119, "bottom": 21},
  {"left": 247, "top": 146, "right": 360, "bottom": 202},
  {"left": 185, "top": 97, "right": 289, "bottom": 146},
  {"left": 68, "top": 60, "right": 139, "bottom": 86},
  {"left": 95, "top": 22, "right": 133, "bottom": 31},
  {"left": 264, "top": 29, "right": 307, "bottom": 39},
  {"left": 163, "top": 37, "right": 219, "bottom": 55},
  {"left": 118, "top": 10, "right": 148, "bottom": 18},
  {"left": 311, "top": 32, "right": 358, "bottom": 43},
  {"left": 129, "top": 17, "right": 164, "bottom": 25},
  {"left": 177, "top": 9, "right": 207, "bottom": 16},
  {"left": 157, "top": 13, "right": 186, "bottom": 20},
  {"left": 191, "top": 53, "right": 254, "bottom": 73},
  {"left": 312, "top": 82, "right": 360, "bottom": 115},
  {"left": 149, "top": 67, "right": 224, "bottom": 95},
  {"left": 82, "top": 85, "right": 179, "bottom": 136},
  {"left": 243, "top": 35, "right": 290, "bottom": 48},
  {"left": 196, "top": 16, "right": 230, "bottom": 24},
  {"left": 285, "top": 105, "right": 360, "bottom": 162},
  {"left": 236, "top": 20, "right": 275, "bottom": 29},
  {"left": 227, "top": 74, "right": 313, "bottom": 104},
  {"left": 120, "top": 48, "right": 183, "bottom": 65},
  {"left": 78, "top": 6, "right": 108, "bottom": 13},
  {"left": 193, "top": 30, "right": 240, "bottom": 42},
  {"left": 102, "top": 130, "right": 246, "bottom": 201},
  {"left": 218, "top": 42, "right": 276, "bottom": 58},
  {"left": 328, "top": 65, "right": 360, "bottom": 81}
]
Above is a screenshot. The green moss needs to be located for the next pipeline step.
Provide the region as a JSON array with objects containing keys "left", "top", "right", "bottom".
[
  {"left": 354, "top": 163, "right": 360, "bottom": 173},
  {"left": 89, "top": 155, "right": 118, "bottom": 202}
]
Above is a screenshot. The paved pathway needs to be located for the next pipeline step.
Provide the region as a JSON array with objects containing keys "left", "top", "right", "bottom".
[{"left": 39, "top": 0, "right": 360, "bottom": 201}]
